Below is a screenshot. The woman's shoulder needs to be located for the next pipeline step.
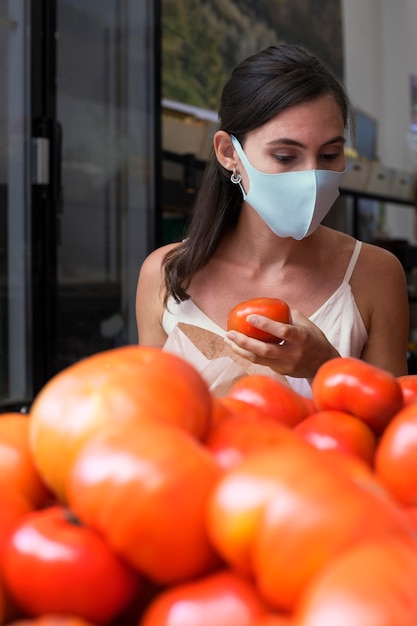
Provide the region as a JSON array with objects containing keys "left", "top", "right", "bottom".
[
  {"left": 324, "top": 228, "right": 405, "bottom": 274},
  {"left": 359, "top": 240, "right": 407, "bottom": 274},
  {"left": 139, "top": 242, "right": 180, "bottom": 276}
]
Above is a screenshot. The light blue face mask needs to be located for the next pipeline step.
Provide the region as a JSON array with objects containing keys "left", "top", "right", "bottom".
[{"left": 231, "top": 135, "right": 344, "bottom": 240}]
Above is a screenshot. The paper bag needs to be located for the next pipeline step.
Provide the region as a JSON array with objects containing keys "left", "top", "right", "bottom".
[{"left": 163, "top": 322, "right": 289, "bottom": 396}]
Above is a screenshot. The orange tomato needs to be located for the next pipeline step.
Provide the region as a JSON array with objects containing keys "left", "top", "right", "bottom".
[
  {"left": 67, "top": 420, "right": 222, "bottom": 585},
  {"left": 139, "top": 569, "right": 269, "bottom": 626},
  {"left": 251, "top": 447, "right": 414, "bottom": 611},
  {"left": 227, "top": 297, "right": 290, "bottom": 343},
  {"left": 29, "top": 346, "right": 212, "bottom": 502},
  {"left": 208, "top": 443, "right": 414, "bottom": 611},
  {"left": 206, "top": 438, "right": 315, "bottom": 577},
  {"left": 0, "top": 413, "right": 51, "bottom": 508},
  {"left": 293, "top": 410, "right": 377, "bottom": 466},
  {"left": 311, "top": 357, "right": 403, "bottom": 435},
  {"left": 227, "top": 375, "right": 310, "bottom": 428},
  {"left": 250, "top": 615, "right": 294, "bottom": 626},
  {"left": 9, "top": 618, "right": 97, "bottom": 626},
  {"left": 0, "top": 487, "right": 33, "bottom": 561},
  {"left": 294, "top": 538, "right": 417, "bottom": 626},
  {"left": 206, "top": 400, "right": 300, "bottom": 470},
  {"left": 375, "top": 402, "right": 417, "bottom": 505}
]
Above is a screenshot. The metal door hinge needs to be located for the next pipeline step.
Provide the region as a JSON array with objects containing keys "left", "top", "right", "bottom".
[{"left": 32, "top": 137, "right": 50, "bottom": 185}]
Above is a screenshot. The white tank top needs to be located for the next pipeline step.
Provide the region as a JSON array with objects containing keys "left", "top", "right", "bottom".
[{"left": 162, "top": 240, "right": 368, "bottom": 397}]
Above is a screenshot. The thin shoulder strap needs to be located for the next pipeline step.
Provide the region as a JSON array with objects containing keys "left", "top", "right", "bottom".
[{"left": 343, "top": 240, "right": 363, "bottom": 283}]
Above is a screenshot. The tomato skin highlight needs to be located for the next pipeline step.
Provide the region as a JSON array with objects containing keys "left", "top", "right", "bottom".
[
  {"left": 227, "top": 297, "right": 290, "bottom": 343},
  {"left": 1, "top": 505, "right": 141, "bottom": 624},
  {"left": 311, "top": 357, "right": 404, "bottom": 435},
  {"left": 293, "top": 409, "right": 378, "bottom": 467}
]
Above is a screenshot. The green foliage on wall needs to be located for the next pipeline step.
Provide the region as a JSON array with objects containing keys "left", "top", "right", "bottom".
[{"left": 162, "top": 0, "right": 343, "bottom": 111}]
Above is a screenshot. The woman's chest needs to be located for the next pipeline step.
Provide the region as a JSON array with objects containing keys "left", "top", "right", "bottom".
[{"left": 188, "top": 264, "right": 342, "bottom": 329}]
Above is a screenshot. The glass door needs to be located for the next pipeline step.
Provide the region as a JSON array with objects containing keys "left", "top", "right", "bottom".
[
  {"left": 0, "top": 0, "right": 160, "bottom": 408},
  {"left": 0, "top": 0, "right": 32, "bottom": 408},
  {"left": 55, "top": 0, "right": 160, "bottom": 372}
]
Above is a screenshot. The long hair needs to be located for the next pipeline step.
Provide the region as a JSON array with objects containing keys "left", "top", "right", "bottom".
[{"left": 163, "top": 43, "right": 353, "bottom": 303}]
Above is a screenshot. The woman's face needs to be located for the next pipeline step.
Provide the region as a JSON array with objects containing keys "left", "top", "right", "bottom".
[{"left": 235, "top": 94, "right": 346, "bottom": 182}]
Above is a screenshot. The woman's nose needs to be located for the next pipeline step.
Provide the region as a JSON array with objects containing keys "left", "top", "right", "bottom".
[{"left": 305, "top": 157, "right": 320, "bottom": 170}]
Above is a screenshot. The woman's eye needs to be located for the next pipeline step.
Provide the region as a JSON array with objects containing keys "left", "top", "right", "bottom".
[
  {"left": 274, "top": 155, "right": 296, "bottom": 164},
  {"left": 321, "top": 153, "right": 340, "bottom": 161}
]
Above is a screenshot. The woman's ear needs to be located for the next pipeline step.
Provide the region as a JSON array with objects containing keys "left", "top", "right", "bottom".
[{"left": 213, "top": 130, "right": 237, "bottom": 171}]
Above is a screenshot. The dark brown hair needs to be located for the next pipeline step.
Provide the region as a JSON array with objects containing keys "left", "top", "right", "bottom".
[{"left": 163, "top": 43, "right": 353, "bottom": 304}]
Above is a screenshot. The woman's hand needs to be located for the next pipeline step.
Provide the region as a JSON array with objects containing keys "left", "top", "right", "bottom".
[{"left": 224, "top": 309, "right": 339, "bottom": 381}]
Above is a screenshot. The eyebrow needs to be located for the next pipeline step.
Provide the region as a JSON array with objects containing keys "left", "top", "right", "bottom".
[{"left": 267, "top": 136, "right": 346, "bottom": 148}]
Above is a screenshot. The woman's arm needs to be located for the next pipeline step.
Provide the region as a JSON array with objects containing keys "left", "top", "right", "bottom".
[
  {"left": 135, "top": 244, "right": 176, "bottom": 346},
  {"left": 355, "top": 245, "right": 409, "bottom": 377}
]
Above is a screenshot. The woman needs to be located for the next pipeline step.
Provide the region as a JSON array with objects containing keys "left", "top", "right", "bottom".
[{"left": 136, "top": 44, "right": 409, "bottom": 397}]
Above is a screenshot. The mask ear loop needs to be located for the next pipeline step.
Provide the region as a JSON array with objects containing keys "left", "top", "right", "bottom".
[{"left": 230, "top": 168, "right": 241, "bottom": 184}]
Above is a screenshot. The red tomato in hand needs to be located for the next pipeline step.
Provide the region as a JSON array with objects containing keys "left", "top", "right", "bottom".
[
  {"left": 1, "top": 505, "right": 141, "bottom": 624},
  {"left": 227, "top": 297, "right": 290, "bottom": 343}
]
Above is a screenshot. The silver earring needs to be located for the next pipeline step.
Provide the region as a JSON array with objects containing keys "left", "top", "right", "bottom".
[{"left": 231, "top": 168, "right": 241, "bottom": 184}]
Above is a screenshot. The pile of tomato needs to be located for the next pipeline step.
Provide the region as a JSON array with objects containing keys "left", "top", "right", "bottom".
[{"left": 1, "top": 345, "right": 417, "bottom": 626}]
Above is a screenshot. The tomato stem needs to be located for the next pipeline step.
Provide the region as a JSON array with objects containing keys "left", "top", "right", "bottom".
[{"left": 63, "top": 508, "right": 83, "bottom": 526}]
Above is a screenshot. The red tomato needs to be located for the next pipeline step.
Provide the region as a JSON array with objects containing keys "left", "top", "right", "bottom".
[
  {"left": 294, "top": 538, "right": 417, "bottom": 626},
  {"left": 375, "top": 402, "right": 417, "bottom": 505},
  {"left": 139, "top": 569, "right": 269, "bottom": 626},
  {"left": 1, "top": 505, "right": 141, "bottom": 624},
  {"left": 66, "top": 421, "right": 222, "bottom": 585},
  {"left": 209, "top": 397, "right": 235, "bottom": 429},
  {"left": 293, "top": 410, "right": 377, "bottom": 467},
  {"left": 29, "top": 346, "right": 213, "bottom": 502},
  {"left": 227, "top": 375, "right": 310, "bottom": 428},
  {"left": 206, "top": 399, "right": 301, "bottom": 469},
  {"left": 397, "top": 374, "right": 417, "bottom": 405},
  {"left": 311, "top": 357, "right": 403, "bottom": 435},
  {"left": 227, "top": 297, "right": 290, "bottom": 343},
  {"left": 0, "top": 413, "right": 51, "bottom": 508}
]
